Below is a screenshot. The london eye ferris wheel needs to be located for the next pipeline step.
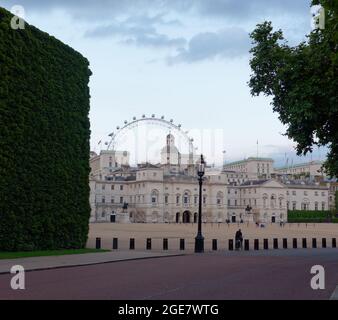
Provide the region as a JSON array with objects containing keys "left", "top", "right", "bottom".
[{"left": 104, "top": 115, "right": 195, "bottom": 166}]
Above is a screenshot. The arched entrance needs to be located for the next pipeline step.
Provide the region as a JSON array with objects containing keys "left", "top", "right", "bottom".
[
  {"left": 271, "top": 214, "right": 276, "bottom": 223},
  {"left": 194, "top": 212, "right": 198, "bottom": 223},
  {"left": 176, "top": 212, "right": 180, "bottom": 223},
  {"left": 183, "top": 211, "right": 191, "bottom": 223}
]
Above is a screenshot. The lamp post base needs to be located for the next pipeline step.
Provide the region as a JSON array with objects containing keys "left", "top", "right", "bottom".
[{"left": 195, "top": 235, "right": 204, "bottom": 253}]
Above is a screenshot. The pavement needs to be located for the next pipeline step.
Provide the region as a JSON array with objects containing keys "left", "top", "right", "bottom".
[
  {"left": 0, "top": 251, "right": 183, "bottom": 274},
  {"left": 0, "top": 249, "right": 338, "bottom": 300}
]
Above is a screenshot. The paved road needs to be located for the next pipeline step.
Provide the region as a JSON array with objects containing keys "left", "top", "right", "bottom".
[{"left": 1, "top": 250, "right": 338, "bottom": 300}]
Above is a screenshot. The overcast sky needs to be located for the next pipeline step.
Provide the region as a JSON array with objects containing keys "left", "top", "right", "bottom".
[{"left": 2, "top": 0, "right": 327, "bottom": 166}]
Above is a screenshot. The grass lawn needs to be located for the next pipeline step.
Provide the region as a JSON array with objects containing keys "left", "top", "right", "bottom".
[{"left": 0, "top": 248, "right": 110, "bottom": 260}]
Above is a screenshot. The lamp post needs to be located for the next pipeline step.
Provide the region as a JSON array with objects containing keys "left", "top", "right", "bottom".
[{"left": 195, "top": 154, "right": 205, "bottom": 253}]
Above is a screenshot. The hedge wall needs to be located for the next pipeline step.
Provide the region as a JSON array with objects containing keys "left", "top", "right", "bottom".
[
  {"left": 288, "top": 210, "right": 333, "bottom": 223},
  {"left": 0, "top": 8, "right": 92, "bottom": 251}
]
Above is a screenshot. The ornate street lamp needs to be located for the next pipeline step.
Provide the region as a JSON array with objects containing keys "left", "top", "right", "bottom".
[{"left": 195, "top": 154, "right": 206, "bottom": 253}]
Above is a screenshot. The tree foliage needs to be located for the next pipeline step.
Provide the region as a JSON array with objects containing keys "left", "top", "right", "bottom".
[
  {"left": 0, "top": 8, "right": 92, "bottom": 251},
  {"left": 249, "top": 0, "right": 338, "bottom": 177}
]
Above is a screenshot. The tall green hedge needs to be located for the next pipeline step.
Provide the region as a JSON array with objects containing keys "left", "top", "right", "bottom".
[
  {"left": 288, "top": 210, "right": 333, "bottom": 223},
  {"left": 0, "top": 8, "right": 92, "bottom": 251}
]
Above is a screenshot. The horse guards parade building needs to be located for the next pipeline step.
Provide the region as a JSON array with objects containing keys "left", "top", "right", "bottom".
[{"left": 89, "top": 118, "right": 336, "bottom": 224}]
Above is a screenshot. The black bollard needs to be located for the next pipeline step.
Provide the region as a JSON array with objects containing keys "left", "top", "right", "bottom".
[
  {"left": 322, "top": 238, "right": 327, "bottom": 248},
  {"left": 212, "top": 239, "right": 217, "bottom": 251},
  {"left": 302, "top": 238, "right": 307, "bottom": 249},
  {"left": 293, "top": 238, "right": 297, "bottom": 249},
  {"left": 244, "top": 239, "right": 249, "bottom": 251},
  {"left": 273, "top": 238, "right": 278, "bottom": 249},
  {"left": 229, "top": 239, "right": 234, "bottom": 251},
  {"left": 146, "top": 238, "right": 152, "bottom": 250},
  {"left": 332, "top": 238, "right": 337, "bottom": 248},
  {"left": 112, "top": 238, "right": 118, "bottom": 250},
  {"left": 180, "top": 239, "right": 185, "bottom": 251},
  {"left": 130, "top": 238, "right": 135, "bottom": 250},
  {"left": 283, "top": 238, "right": 288, "bottom": 249},
  {"left": 312, "top": 238, "right": 317, "bottom": 248},
  {"left": 96, "top": 237, "right": 101, "bottom": 250},
  {"left": 254, "top": 239, "right": 259, "bottom": 250},
  {"left": 263, "top": 239, "right": 268, "bottom": 250},
  {"left": 163, "top": 238, "right": 168, "bottom": 251}
]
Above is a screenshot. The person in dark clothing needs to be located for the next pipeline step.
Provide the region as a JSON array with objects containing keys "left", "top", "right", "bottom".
[{"left": 235, "top": 229, "right": 243, "bottom": 250}]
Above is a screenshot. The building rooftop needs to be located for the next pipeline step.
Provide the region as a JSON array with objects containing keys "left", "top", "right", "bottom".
[
  {"left": 224, "top": 157, "right": 274, "bottom": 166},
  {"left": 275, "top": 160, "right": 324, "bottom": 171},
  {"left": 240, "top": 180, "right": 269, "bottom": 186}
]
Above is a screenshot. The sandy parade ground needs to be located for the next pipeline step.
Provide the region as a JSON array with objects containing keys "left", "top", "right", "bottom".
[{"left": 87, "top": 222, "right": 338, "bottom": 251}]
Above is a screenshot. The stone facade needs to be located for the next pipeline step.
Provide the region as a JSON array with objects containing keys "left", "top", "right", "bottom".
[{"left": 89, "top": 136, "right": 331, "bottom": 224}]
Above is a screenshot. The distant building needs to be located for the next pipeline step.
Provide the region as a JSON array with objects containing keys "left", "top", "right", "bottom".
[
  {"left": 89, "top": 135, "right": 330, "bottom": 223},
  {"left": 275, "top": 160, "right": 325, "bottom": 177},
  {"left": 223, "top": 157, "right": 274, "bottom": 180}
]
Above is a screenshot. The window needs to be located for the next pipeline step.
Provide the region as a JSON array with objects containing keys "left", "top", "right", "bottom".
[
  {"left": 151, "top": 190, "right": 159, "bottom": 205},
  {"left": 315, "top": 191, "right": 318, "bottom": 196},
  {"left": 194, "top": 195, "right": 198, "bottom": 205},
  {"left": 102, "top": 196, "right": 105, "bottom": 203},
  {"left": 183, "top": 192, "right": 190, "bottom": 205},
  {"left": 203, "top": 196, "right": 207, "bottom": 205},
  {"left": 292, "top": 202, "right": 297, "bottom": 210},
  {"left": 111, "top": 197, "right": 114, "bottom": 204},
  {"left": 322, "top": 192, "right": 326, "bottom": 197},
  {"left": 120, "top": 185, "right": 123, "bottom": 191},
  {"left": 322, "top": 202, "right": 325, "bottom": 210},
  {"left": 292, "top": 191, "right": 296, "bottom": 196},
  {"left": 315, "top": 202, "right": 318, "bottom": 210},
  {"left": 263, "top": 196, "right": 268, "bottom": 208},
  {"left": 176, "top": 195, "right": 180, "bottom": 204},
  {"left": 270, "top": 195, "right": 276, "bottom": 209},
  {"left": 228, "top": 199, "right": 231, "bottom": 206},
  {"left": 102, "top": 184, "right": 105, "bottom": 190},
  {"left": 304, "top": 191, "right": 308, "bottom": 196},
  {"left": 216, "top": 192, "right": 223, "bottom": 206},
  {"left": 120, "top": 197, "right": 123, "bottom": 204},
  {"left": 165, "top": 195, "right": 169, "bottom": 204}
]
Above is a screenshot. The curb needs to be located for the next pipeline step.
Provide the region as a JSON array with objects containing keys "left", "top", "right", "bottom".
[{"left": 0, "top": 253, "right": 186, "bottom": 275}]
